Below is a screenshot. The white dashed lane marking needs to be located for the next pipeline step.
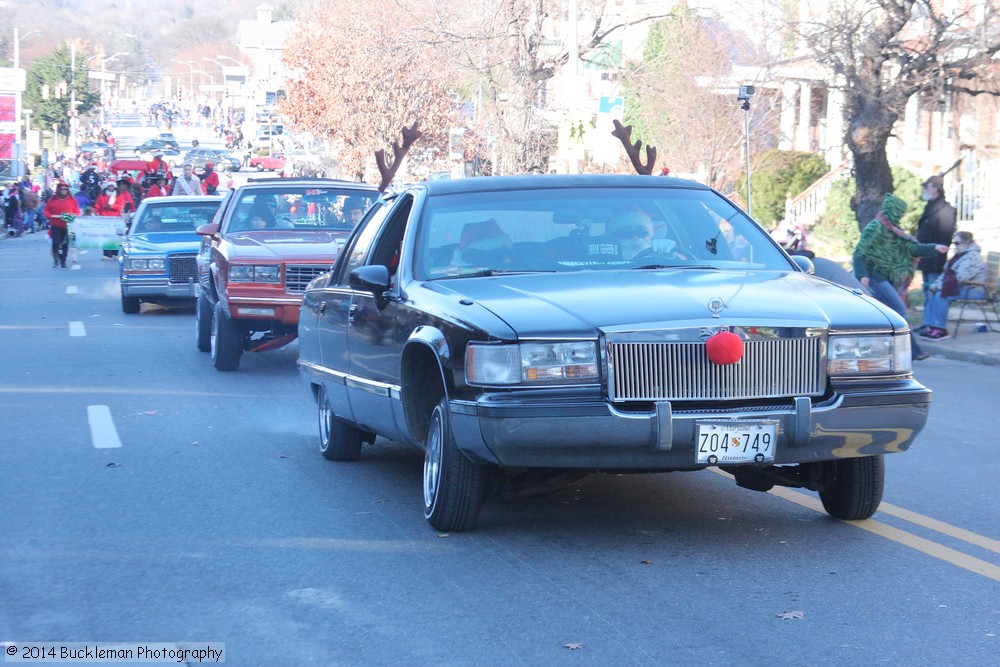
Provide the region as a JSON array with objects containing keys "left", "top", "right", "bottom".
[
  {"left": 66, "top": 286, "right": 78, "bottom": 294},
  {"left": 69, "top": 322, "right": 86, "bottom": 337},
  {"left": 71, "top": 265, "right": 81, "bottom": 270},
  {"left": 87, "top": 405, "right": 122, "bottom": 449}
]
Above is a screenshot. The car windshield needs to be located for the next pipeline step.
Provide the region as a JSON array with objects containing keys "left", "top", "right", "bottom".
[
  {"left": 225, "top": 187, "right": 375, "bottom": 232},
  {"left": 413, "top": 186, "right": 790, "bottom": 280},
  {"left": 132, "top": 202, "right": 221, "bottom": 233}
]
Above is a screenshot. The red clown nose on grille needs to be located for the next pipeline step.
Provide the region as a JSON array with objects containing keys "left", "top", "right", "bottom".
[{"left": 706, "top": 331, "right": 743, "bottom": 365}]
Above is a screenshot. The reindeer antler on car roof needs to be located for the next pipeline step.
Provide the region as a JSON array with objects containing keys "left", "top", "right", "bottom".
[
  {"left": 611, "top": 119, "right": 656, "bottom": 175},
  {"left": 375, "top": 122, "right": 422, "bottom": 193}
]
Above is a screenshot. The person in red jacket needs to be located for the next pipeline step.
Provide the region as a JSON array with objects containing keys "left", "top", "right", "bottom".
[
  {"left": 199, "top": 162, "right": 220, "bottom": 195},
  {"left": 95, "top": 181, "right": 129, "bottom": 259},
  {"left": 42, "top": 180, "right": 81, "bottom": 268},
  {"left": 146, "top": 174, "right": 170, "bottom": 198},
  {"left": 145, "top": 151, "right": 173, "bottom": 182}
]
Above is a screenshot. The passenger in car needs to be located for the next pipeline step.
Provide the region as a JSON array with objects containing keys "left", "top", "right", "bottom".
[{"left": 453, "top": 219, "right": 513, "bottom": 266}]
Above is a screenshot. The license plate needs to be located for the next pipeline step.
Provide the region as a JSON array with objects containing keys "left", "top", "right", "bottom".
[{"left": 695, "top": 420, "right": 776, "bottom": 465}]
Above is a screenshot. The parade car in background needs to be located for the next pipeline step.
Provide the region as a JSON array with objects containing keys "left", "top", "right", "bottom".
[
  {"left": 194, "top": 178, "right": 379, "bottom": 371},
  {"left": 250, "top": 152, "right": 286, "bottom": 172},
  {"left": 119, "top": 196, "right": 224, "bottom": 313},
  {"left": 135, "top": 148, "right": 182, "bottom": 168},
  {"left": 185, "top": 148, "right": 242, "bottom": 172},
  {"left": 134, "top": 138, "right": 180, "bottom": 154},
  {"left": 296, "top": 174, "right": 933, "bottom": 532},
  {"left": 78, "top": 141, "right": 115, "bottom": 159}
]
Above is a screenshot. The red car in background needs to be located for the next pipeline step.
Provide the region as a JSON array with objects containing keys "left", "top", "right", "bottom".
[{"left": 250, "top": 152, "right": 286, "bottom": 172}]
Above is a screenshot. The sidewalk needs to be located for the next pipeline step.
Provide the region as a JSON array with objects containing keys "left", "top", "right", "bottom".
[{"left": 916, "top": 316, "right": 1000, "bottom": 366}]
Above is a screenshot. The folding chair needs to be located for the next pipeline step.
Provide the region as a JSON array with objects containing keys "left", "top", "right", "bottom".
[{"left": 951, "top": 251, "right": 1000, "bottom": 337}]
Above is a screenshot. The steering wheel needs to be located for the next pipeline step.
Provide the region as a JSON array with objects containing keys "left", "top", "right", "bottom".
[{"left": 632, "top": 245, "right": 691, "bottom": 262}]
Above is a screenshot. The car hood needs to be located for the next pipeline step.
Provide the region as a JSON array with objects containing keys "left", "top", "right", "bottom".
[
  {"left": 225, "top": 230, "right": 349, "bottom": 261},
  {"left": 427, "top": 269, "right": 900, "bottom": 338},
  {"left": 124, "top": 232, "right": 200, "bottom": 254}
]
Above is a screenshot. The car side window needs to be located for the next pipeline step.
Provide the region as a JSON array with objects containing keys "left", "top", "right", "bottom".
[
  {"left": 370, "top": 197, "right": 413, "bottom": 275},
  {"left": 335, "top": 200, "right": 394, "bottom": 286}
]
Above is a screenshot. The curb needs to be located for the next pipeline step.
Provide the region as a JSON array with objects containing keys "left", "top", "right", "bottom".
[{"left": 919, "top": 340, "right": 1000, "bottom": 366}]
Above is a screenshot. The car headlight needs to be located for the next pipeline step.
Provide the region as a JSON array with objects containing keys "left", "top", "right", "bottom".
[
  {"left": 127, "top": 257, "right": 165, "bottom": 271},
  {"left": 466, "top": 341, "right": 599, "bottom": 386},
  {"left": 827, "top": 333, "right": 911, "bottom": 375},
  {"left": 228, "top": 264, "right": 281, "bottom": 283}
]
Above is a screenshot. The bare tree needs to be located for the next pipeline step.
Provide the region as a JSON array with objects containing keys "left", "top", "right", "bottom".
[
  {"left": 621, "top": 8, "right": 778, "bottom": 193},
  {"left": 796, "top": 0, "right": 1000, "bottom": 227},
  {"left": 416, "top": 0, "right": 672, "bottom": 174},
  {"left": 281, "top": 0, "right": 460, "bottom": 181}
]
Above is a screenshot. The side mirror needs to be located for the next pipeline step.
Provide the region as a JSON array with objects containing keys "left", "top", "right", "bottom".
[
  {"left": 790, "top": 254, "right": 815, "bottom": 275},
  {"left": 196, "top": 222, "right": 220, "bottom": 236},
  {"left": 349, "top": 265, "right": 391, "bottom": 308}
]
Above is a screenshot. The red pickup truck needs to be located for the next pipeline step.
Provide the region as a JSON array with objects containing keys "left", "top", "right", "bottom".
[{"left": 195, "top": 178, "right": 378, "bottom": 370}]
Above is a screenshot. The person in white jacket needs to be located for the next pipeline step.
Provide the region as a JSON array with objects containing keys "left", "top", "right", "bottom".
[
  {"left": 918, "top": 231, "right": 989, "bottom": 340},
  {"left": 171, "top": 162, "right": 204, "bottom": 197}
]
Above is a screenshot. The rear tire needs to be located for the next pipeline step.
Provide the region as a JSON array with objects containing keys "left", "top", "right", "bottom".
[
  {"left": 318, "top": 386, "right": 363, "bottom": 461},
  {"left": 423, "top": 397, "right": 487, "bottom": 532},
  {"left": 195, "top": 292, "right": 212, "bottom": 352},
  {"left": 121, "top": 291, "right": 140, "bottom": 314},
  {"left": 211, "top": 302, "right": 242, "bottom": 371},
  {"left": 256, "top": 163, "right": 265, "bottom": 172},
  {"left": 818, "top": 455, "right": 884, "bottom": 520}
]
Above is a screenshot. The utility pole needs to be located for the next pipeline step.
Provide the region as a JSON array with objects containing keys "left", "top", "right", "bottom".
[{"left": 70, "top": 41, "right": 77, "bottom": 149}]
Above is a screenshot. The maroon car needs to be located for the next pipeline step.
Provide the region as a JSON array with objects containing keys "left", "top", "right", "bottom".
[{"left": 195, "top": 178, "right": 378, "bottom": 370}]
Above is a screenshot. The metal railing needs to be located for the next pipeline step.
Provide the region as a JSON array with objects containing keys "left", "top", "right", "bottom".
[{"left": 783, "top": 160, "right": 852, "bottom": 228}]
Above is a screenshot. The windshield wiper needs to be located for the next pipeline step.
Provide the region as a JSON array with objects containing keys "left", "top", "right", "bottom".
[
  {"left": 434, "top": 268, "right": 554, "bottom": 279},
  {"left": 635, "top": 263, "right": 718, "bottom": 271}
]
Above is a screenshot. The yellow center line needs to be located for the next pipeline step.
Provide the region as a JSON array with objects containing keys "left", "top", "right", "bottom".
[
  {"left": 708, "top": 469, "right": 1000, "bottom": 582},
  {"left": 765, "top": 486, "right": 1000, "bottom": 583},
  {"left": 877, "top": 501, "right": 1000, "bottom": 555}
]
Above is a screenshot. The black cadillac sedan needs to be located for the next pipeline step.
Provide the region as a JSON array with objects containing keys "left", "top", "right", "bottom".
[{"left": 297, "top": 175, "right": 931, "bottom": 531}]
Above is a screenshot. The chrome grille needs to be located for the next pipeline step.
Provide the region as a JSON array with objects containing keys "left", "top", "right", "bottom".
[
  {"left": 607, "top": 335, "right": 825, "bottom": 402},
  {"left": 168, "top": 254, "right": 198, "bottom": 284},
  {"left": 285, "top": 264, "right": 328, "bottom": 294}
]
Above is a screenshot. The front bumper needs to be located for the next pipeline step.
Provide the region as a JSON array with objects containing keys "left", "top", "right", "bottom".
[
  {"left": 121, "top": 277, "right": 197, "bottom": 299},
  {"left": 224, "top": 295, "right": 302, "bottom": 325},
  {"left": 449, "top": 381, "right": 932, "bottom": 469}
]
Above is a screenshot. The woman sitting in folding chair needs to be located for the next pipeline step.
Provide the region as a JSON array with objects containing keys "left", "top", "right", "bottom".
[{"left": 918, "top": 231, "right": 989, "bottom": 340}]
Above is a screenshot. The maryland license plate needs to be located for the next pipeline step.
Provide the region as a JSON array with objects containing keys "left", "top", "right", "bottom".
[{"left": 695, "top": 420, "right": 777, "bottom": 465}]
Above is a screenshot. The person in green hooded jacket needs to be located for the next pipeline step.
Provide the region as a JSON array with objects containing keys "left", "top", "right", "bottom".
[{"left": 852, "top": 193, "right": 948, "bottom": 361}]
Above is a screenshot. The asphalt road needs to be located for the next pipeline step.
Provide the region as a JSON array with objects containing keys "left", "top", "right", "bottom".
[{"left": 1, "top": 221, "right": 998, "bottom": 666}]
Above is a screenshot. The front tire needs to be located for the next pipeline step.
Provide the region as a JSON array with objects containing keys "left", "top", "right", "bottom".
[
  {"left": 211, "top": 302, "right": 242, "bottom": 371},
  {"left": 818, "top": 455, "right": 885, "bottom": 520},
  {"left": 318, "top": 386, "right": 363, "bottom": 461},
  {"left": 121, "top": 291, "right": 140, "bottom": 314},
  {"left": 423, "top": 398, "right": 487, "bottom": 532},
  {"left": 195, "top": 292, "right": 212, "bottom": 352}
]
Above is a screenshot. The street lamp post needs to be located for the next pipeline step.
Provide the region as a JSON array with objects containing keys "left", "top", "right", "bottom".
[
  {"left": 203, "top": 57, "right": 227, "bottom": 105},
  {"left": 93, "top": 52, "right": 128, "bottom": 127},
  {"left": 171, "top": 59, "right": 196, "bottom": 101},
  {"left": 12, "top": 28, "right": 41, "bottom": 178},
  {"left": 215, "top": 55, "right": 247, "bottom": 111}
]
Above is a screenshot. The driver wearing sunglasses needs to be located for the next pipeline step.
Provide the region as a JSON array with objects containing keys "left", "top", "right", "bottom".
[{"left": 608, "top": 209, "right": 655, "bottom": 259}]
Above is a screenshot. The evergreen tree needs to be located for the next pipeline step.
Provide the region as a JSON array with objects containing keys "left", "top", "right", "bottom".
[{"left": 22, "top": 45, "right": 100, "bottom": 140}]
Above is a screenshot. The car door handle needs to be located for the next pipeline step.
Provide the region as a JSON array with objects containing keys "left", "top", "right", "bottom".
[
  {"left": 318, "top": 301, "right": 327, "bottom": 315},
  {"left": 348, "top": 303, "right": 358, "bottom": 323}
]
